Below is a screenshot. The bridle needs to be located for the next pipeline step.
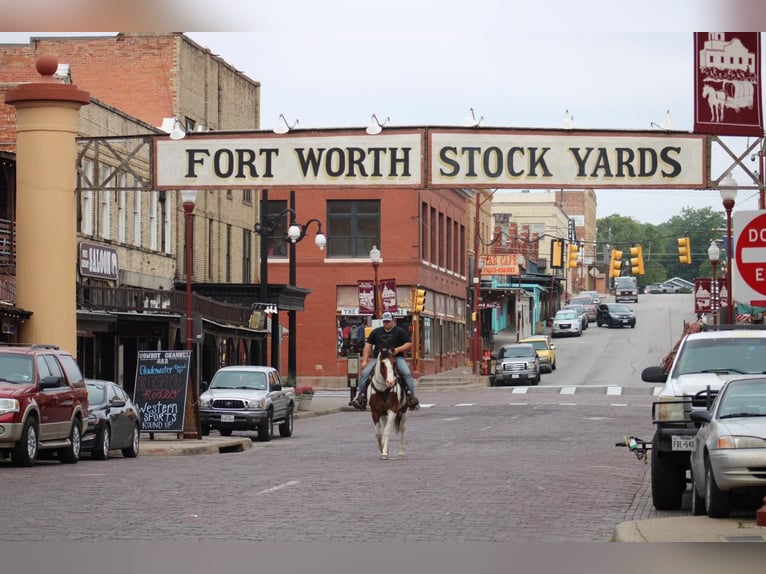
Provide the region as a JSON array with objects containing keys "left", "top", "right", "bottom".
[{"left": 371, "top": 348, "right": 396, "bottom": 393}]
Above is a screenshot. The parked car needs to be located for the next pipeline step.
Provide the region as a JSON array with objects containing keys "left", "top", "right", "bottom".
[
  {"left": 82, "top": 379, "right": 141, "bottom": 460},
  {"left": 0, "top": 344, "right": 88, "bottom": 467},
  {"left": 518, "top": 336, "right": 556, "bottom": 373},
  {"left": 568, "top": 295, "right": 597, "bottom": 322},
  {"left": 659, "top": 282, "right": 681, "bottom": 294},
  {"left": 689, "top": 377, "right": 766, "bottom": 517},
  {"left": 491, "top": 343, "right": 540, "bottom": 386},
  {"left": 580, "top": 290, "right": 601, "bottom": 305},
  {"left": 644, "top": 284, "right": 662, "bottom": 294},
  {"left": 551, "top": 309, "right": 582, "bottom": 337},
  {"left": 199, "top": 366, "right": 294, "bottom": 442},
  {"left": 562, "top": 303, "right": 589, "bottom": 330},
  {"left": 596, "top": 303, "right": 636, "bottom": 328}
]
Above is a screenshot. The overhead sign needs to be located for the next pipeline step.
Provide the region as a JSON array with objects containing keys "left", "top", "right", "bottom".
[
  {"left": 733, "top": 210, "right": 766, "bottom": 307},
  {"left": 154, "top": 128, "right": 707, "bottom": 190}
]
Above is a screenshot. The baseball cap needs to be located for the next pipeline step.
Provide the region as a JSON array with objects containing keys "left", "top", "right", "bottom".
[{"left": 381, "top": 312, "right": 394, "bottom": 322}]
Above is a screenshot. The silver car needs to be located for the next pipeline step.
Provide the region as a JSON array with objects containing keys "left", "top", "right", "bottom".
[
  {"left": 551, "top": 309, "right": 582, "bottom": 338},
  {"left": 689, "top": 377, "right": 766, "bottom": 518}
]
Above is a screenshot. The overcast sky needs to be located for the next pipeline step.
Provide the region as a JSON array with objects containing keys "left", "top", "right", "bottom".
[{"left": 4, "top": 1, "right": 766, "bottom": 224}]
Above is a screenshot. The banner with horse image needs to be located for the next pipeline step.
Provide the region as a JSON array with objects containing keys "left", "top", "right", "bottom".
[{"left": 694, "top": 32, "right": 762, "bottom": 136}]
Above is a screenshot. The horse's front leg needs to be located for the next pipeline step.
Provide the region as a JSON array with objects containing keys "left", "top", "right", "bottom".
[
  {"left": 374, "top": 419, "right": 383, "bottom": 453},
  {"left": 380, "top": 410, "right": 396, "bottom": 460}
]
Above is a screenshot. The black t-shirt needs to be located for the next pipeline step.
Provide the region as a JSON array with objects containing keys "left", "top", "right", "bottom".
[{"left": 366, "top": 325, "right": 411, "bottom": 356}]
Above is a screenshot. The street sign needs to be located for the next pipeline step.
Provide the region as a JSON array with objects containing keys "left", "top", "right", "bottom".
[{"left": 733, "top": 210, "right": 766, "bottom": 307}]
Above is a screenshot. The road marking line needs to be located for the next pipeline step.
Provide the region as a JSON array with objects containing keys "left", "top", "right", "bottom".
[
  {"left": 560, "top": 386, "right": 577, "bottom": 394},
  {"left": 610, "top": 403, "right": 629, "bottom": 407},
  {"left": 257, "top": 480, "right": 300, "bottom": 495},
  {"left": 653, "top": 387, "right": 663, "bottom": 395},
  {"left": 606, "top": 386, "right": 622, "bottom": 395},
  {"left": 511, "top": 387, "right": 529, "bottom": 394},
  {"left": 456, "top": 403, "right": 476, "bottom": 407}
]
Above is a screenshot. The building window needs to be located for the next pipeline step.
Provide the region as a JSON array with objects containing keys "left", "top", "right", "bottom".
[
  {"left": 149, "top": 190, "right": 158, "bottom": 251},
  {"left": 161, "top": 191, "right": 170, "bottom": 254},
  {"left": 100, "top": 164, "right": 111, "bottom": 240},
  {"left": 208, "top": 219, "right": 214, "bottom": 280},
  {"left": 430, "top": 207, "right": 437, "bottom": 265},
  {"left": 226, "top": 224, "right": 232, "bottom": 282},
  {"left": 243, "top": 189, "right": 253, "bottom": 204},
  {"left": 326, "top": 200, "right": 379, "bottom": 257},
  {"left": 261, "top": 200, "right": 288, "bottom": 258},
  {"left": 420, "top": 201, "right": 428, "bottom": 262},
  {"left": 117, "top": 172, "right": 126, "bottom": 243},
  {"left": 133, "top": 180, "right": 141, "bottom": 247},
  {"left": 242, "top": 228, "right": 252, "bottom": 283}
]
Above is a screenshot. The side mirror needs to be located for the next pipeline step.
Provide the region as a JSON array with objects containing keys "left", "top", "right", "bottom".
[
  {"left": 200, "top": 381, "right": 209, "bottom": 392},
  {"left": 690, "top": 410, "right": 712, "bottom": 424},
  {"left": 641, "top": 365, "right": 668, "bottom": 383},
  {"left": 271, "top": 383, "right": 282, "bottom": 391}
]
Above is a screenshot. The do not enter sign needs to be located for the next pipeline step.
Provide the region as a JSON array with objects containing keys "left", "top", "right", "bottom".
[{"left": 733, "top": 210, "right": 766, "bottom": 307}]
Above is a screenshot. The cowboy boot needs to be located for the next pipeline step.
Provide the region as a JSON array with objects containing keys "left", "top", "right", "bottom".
[
  {"left": 350, "top": 390, "right": 367, "bottom": 410},
  {"left": 407, "top": 393, "right": 420, "bottom": 409}
]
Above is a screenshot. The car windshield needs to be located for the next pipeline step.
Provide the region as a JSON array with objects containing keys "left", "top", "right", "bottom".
[
  {"left": 609, "top": 304, "right": 631, "bottom": 313},
  {"left": 717, "top": 380, "right": 766, "bottom": 418},
  {"left": 555, "top": 311, "right": 577, "bottom": 320},
  {"left": 499, "top": 346, "right": 534, "bottom": 359},
  {"left": 526, "top": 341, "right": 548, "bottom": 351},
  {"left": 570, "top": 297, "right": 591, "bottom": 306},
  {"left": 210, "top": 371, "right": 267, "bottom": 390},
  {"left": 674, "top": 338, "right": 766, "bottom": 376},
  {"left": 86, "top": 383, "right": 107, "bottom": 404},
  {"left": 0, "top": 355, "right": 34, "bottom": 384}
]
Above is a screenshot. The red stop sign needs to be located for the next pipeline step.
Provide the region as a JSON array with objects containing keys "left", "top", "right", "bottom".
[{"left": 735, "top": 212, "right": 766, "bottom": 297}]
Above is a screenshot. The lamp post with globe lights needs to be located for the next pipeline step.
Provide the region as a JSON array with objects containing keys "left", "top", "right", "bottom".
[
  {"left": 708, "top": 240, "right": 720, "bottom": 325},
  {"left": 369, "top": 245, "right": 382, "bottom": 318},
  {"left": 720, "top": 174, "right": 738, "bottom": 324},
  {"left": 180, "top": 189, "right": 200, "bottom": 439}
]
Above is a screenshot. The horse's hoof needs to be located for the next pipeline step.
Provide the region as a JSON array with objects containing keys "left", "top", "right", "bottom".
[
  {"left": 397, "top": 453, "right": 405, "bottom": 459},
  {"left": 380, "top": 454, "right": 388, "bottom": 460}
]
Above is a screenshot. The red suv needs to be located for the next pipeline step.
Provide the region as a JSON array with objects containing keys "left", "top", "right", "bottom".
[{"left": 0, "top": 344, "right": 89, "bottom": 466}]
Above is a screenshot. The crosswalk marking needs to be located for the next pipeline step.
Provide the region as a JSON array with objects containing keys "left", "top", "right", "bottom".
[
  {"left": 606, "top": 386, "right": 622, "bottom": 395},
  {"left": 561, "top": 386, "right": 577, "bottom": 394}
]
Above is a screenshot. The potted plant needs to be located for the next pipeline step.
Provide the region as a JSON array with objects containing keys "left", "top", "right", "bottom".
[{"left": 295, "top": 386, "right": 314, "bottom": 410}]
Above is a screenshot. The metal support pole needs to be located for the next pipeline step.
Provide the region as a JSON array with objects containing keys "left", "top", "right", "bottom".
[
  {"left": 259, "top": 189, "right": 270, "bottom": 365},
  {"left": 711, "top": 261, "right": 718, "bottom": 326},
  {"left": 472, "top": 193, "right": 482, "bottom": 376},
  {"left": 183, "top": 198, "right": 200, "bottom": 439},
  {"left": 288, "top": 190, "right": 297, "bottom": 382},
  {"left": 725, "top": 201, "right": 735, "bottom": 324}
]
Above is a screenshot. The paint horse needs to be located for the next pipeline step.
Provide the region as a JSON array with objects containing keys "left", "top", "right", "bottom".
[{"left": 367, "top": 347, "right": 409, "bottom": 459}]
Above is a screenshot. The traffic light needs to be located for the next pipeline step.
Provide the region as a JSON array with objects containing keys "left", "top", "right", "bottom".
[
  {"left": 413, "top": 287, "right": 426, "bottom": 313},
  {"left": 630, "top": 244, "right": 645, "bottom": 275},
  {"left": 609, "top": 248, "right": 623, "bottom": 278},
  {"left": 567, "top": 242, "right": 579, "bottom": 268},
  {"left": 677, "top": 237, "right": 691, "bottom": 264},
  {"left": 551, "top": 238, "right": 564, "bottom": 268}
]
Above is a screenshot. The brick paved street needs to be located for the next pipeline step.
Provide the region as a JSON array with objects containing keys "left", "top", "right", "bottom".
[{"left": 1, "top": 387, "right": 670, "bottom": 542}]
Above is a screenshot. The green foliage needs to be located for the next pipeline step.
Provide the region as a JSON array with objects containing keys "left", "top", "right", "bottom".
[{"left": 596, "top": 207, "right": 726, "bottom": 286}]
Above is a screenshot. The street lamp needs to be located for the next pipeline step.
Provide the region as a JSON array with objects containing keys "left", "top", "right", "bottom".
[
  {"left": 286, "top": 190, "right": 326, "bottom": 382},
  {"left": 708, "top": 240, "right": 720, "bottom": 325},
  {"left": 180, "top": 188, "right": 200, "bottom": 439},
  {"left": 255, "top": 190, "right": 326, "bottom": 379},
  {"left": 369, "top": 245, "right": 381, "bottom": 318},
  {"left": 720, "top": 174, "right": 738, "bottom": 324}
]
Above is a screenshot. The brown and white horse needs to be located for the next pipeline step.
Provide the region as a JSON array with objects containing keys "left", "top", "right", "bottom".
[{"left": 367, "top": 348, "right": 408, "bottom": 459}]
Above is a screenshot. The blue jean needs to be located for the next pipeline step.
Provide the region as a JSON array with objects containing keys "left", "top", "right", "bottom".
[{"left": 356, "top": 356, "right": 415, "bottom": 396}]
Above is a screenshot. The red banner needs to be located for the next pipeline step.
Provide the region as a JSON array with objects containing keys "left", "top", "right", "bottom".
[
  {"left": 694, "top": 32, "right": 763, "bottom": 136},
  {"left": 694, "top": 277, "right": 728, "bottom": 314},
  {"left": 380, "top": 279, "right": 398, "bottom": 313},
  {"left": 357, "top": 280, "right": 374, "bottom": 315}
]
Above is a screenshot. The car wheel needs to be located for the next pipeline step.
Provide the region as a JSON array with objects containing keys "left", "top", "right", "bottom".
[
  {"left": 58, "top": 419, "right": 82, "bottom": 464},
  {"left": 650, "top": 433, "right": 685, "bottom": 510},
  {"left": 121, "top": 424, "right": 140, "bottom": 458},
  {"left": 93, "top": 426, "right": 111, "bottom": 460},
  {"left": 200, "top": 423, "right": 210, "bottom": 436},
  {"left": 219, "top": 428, "right": 233, "bottom": 437},
  {"left": 11, "top": 416, "right": 38, "bottom": 467},
  {"left": 690, "top": 469, "right": 706, "bottom": 515},
  {"left": 258, "top": 410, "right": 273, "bottom": 442},
  {"left": 551, "top": 360, "right": 556, "bottom": 371},
  {"left": 532, "top": 371, "right": 540, "bottom": 385},
  {"left": 279, "top": 405, "right": 294, "bottom": 437},
  {"left": 705, "top": 459, "right": 731, "bottom": 518}
]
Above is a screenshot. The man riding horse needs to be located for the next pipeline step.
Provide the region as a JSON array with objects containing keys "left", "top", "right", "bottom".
[{"left": 350, "top": 311, "right": 419, "bottom": 410}]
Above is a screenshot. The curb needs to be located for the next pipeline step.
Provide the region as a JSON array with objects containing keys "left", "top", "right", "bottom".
[{"left": 610, "top": 521, "right": 646, "bottom": 542}]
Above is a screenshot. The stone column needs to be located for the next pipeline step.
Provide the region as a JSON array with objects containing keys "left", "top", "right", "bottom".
[{"left": 5, "top": 55, "right": 89, "bottom": 353}]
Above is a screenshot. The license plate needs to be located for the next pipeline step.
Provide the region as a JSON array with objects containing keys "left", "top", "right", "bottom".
[
  {"left": 221, "top": 414, "right": 234, "bottom": 423},
  {"left": 623, "top": 319, "right": 629, "bottom": 323},
  {"left": 511, "top": 374, "right": 520, "bottom": 378},
  {"left": 671, "top": 435, "right": 695, "bottom": 451}
]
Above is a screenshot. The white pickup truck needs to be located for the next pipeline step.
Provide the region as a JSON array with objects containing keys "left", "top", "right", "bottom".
[{"left": 641, "top": 325, "right": 766, "bottom": 510}]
